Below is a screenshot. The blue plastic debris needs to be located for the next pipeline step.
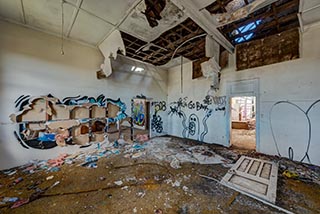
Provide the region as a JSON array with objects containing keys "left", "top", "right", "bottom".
[
  {"left": 81, "top": 155, "right": 99, "bottom": 168},
  {"left": 49, "top": 167, "right": 60, "bottom": 172},
  {"left": 38, "top": 133, "right": 56, "bottom": 142},
  {"left": 132, "top": 144, "right": 144, "bottom": 151},
  {"left": 98, "top": 150, "right": 108, "bottom": 157},
  {"left": 2, "top": 197, "right": 19, "bottom": 203},
  {"left": 113, "top": 141, "right": 119, "bottom": 148},
  {"left": 13, "top": 177, "right": 23, "bottom": 185},
  {"left": 85, "top": 155, "right": 98, "bottom": 163},
  {"left": 112, "top": 149, "right": 120, "bottom": 155},
  {"left": 87, "top": 162, "right": 97, "bottom": 168}
]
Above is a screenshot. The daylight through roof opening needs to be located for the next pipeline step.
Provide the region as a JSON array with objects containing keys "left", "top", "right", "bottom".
[{"left": 233, "top": 20, "right": 262, "bottom": 44}]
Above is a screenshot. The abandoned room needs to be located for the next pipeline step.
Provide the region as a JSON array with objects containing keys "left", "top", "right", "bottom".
[{"left": 0, "top": 0, "right": 319, "bottom": 213}]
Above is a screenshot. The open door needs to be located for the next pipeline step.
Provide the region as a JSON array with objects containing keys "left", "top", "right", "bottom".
[
  {"left": 230, "top": 96, "right": 256, "bottom": 150},
  {"left": 150, "top": 101, "right": 168, "bottom": 138}
]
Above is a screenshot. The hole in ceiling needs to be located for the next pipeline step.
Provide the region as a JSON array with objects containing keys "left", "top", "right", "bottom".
[{"left": 232, "top": 20, "right": 262, "bottom": 43}]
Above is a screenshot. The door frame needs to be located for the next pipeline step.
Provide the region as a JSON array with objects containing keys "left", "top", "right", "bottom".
[{"left": 226, "top": 78, "right": 260, "bottom": 151}]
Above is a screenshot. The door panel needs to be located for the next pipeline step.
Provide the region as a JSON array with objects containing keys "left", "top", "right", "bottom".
[{"left": 221, "top": 156, "right": 278, "bottom": 203}]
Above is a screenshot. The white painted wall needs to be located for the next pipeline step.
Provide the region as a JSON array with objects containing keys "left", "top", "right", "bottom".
[
  {"left": 0, "top": 20, "right": 167, "bottom": 169},
  {"left": 168, "top": 23, "right": 320, "bottom": 166}
]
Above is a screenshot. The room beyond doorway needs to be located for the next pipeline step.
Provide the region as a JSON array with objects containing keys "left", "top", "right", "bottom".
[{"left": 230, "top": 96, "right": 256, "bottom": 150}]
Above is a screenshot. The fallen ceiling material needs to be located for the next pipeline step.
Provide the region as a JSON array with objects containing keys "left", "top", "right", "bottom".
[
  {"left": 98, "top": 30, "right": 126, "bottom": 77},
  {"left": 220, "top": 156, "right": 285, "bottom": 207},
  {"left": 143, "top": 0, "right": 166, "bottom": 27},
  {"left": 121, "top": 18, "right": 207, "bottom": 66},
  {"left": 110, "top": 54, "right": 168, "bottom": 94}
]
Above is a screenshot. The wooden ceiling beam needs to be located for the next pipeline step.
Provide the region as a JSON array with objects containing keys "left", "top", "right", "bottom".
[
  {"left": 221, "top": 0, "right": 298, "bottom": 34},
  {"left": 230, "top": 12, "right": 298, "bottom": 41},
  {"left": 151, "top": 38, "right": 205, "bottom": 64},
  {"left": 143, "top": 28, "right": 204, "bottom": 61}
]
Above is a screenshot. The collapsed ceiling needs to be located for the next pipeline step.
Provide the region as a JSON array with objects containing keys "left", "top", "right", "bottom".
[
  {"left": 206, "top": 0, "right": 300, "bottom": 45},
  {"left": 121, "top": 0, "right": 300, "bottom": 66},
  {"left": 121, "top": 18, "right": 206, "bottom": 66},
  {"left": 0, "top": 0, "right": 319, "bottom": 68}
]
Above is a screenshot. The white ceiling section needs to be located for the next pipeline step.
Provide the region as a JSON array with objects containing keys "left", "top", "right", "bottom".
[
  {"left": 24, "top": 0, "right": 75, "bottom": 35},
  {"left": 0, "top": 0, "right": 189, "bottom": 47},
  {"left": 0, "top": 0, "right": 23, "bottom": 23},
  {"left": 2, "top": 0, "right": 318, "bottom": 54},
  {"left": 300, "top": 0, "right": 320, "bottom": 27},
  {"left": 69, "top": 10, "right": 114, "bottom": 46},
  {"left": 81, "top": 0, "right": 137, "bottom": 26}
]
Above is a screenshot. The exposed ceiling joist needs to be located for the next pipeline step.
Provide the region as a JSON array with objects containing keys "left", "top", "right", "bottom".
[
  {"left": 171, "top": 0, "right": 235, "bottom": 53},
  {"left": 217, "top": 0, "right": 299, "bottom": 45}
]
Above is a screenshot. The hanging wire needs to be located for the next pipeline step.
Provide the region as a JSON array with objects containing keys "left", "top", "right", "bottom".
[
  {"left": 61, "top": 0, "right": 65, "bottom": 55},
  {"left": 170, "top": 33, "right": 207, "bottom": 61}
]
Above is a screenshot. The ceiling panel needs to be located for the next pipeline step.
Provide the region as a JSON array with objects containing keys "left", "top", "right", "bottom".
[
  {"left": 24, "top": 0, "right": 75, "bottom": 35},
  {"left": 301, "top": 0, "right": 320, "bottom": 26},
  {"left": 81, "top": 0, "right": 137, "bottom": 25},
  {"left": 0, "top": 0, "right": 23, "bottom": 22},
  {"left": 69, "top": 10, "right": 114, "bottom": 46},
  {"left": 301, "top": 8, "right": 320, "bottom": 26},
  {"left": 301, "top": 0, "right": 320, "bottom": 11}
]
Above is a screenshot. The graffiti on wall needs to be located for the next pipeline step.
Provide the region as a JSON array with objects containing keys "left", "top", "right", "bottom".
[
  {"left": 151, "top": 101, "right": 166, "bottom": 134},
  {"left": 10, "top": 94, "right": 128, "bottom": 150},
  {"left": 269, "top": 99, "right": 320, "bottom": 164},
  {"left": 132, "top": 99, "right": 146, "bottom": 127},
  {"left": 168, "top": 96, "right": 226, "bottom": 141}
]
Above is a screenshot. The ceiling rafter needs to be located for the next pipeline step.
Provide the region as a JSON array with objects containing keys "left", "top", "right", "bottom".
[
  {"left": 151, "top": 38, "right": 205, "bottom": 64},
  {"left": 214, "top": 0, "right": 299, "bottom": 45},
  {"left": 121, "top": 17, "right": 208, "bottom": 66}
]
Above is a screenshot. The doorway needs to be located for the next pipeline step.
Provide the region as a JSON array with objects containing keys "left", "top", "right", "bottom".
[{"left": 230, "top": 96, "right": 256, "bottom": 150}]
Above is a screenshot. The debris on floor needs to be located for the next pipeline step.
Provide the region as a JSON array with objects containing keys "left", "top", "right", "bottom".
[
  {"left": 143, "top": 137, "right": 227, "bottom": 167},
  {"left": 0, "top": 136, "right": 319, "bottom": 213}
]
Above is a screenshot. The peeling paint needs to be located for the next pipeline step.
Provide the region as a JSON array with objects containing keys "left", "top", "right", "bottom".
[{"left": 119, "top": 0, "right": 188, "bottom": 42}]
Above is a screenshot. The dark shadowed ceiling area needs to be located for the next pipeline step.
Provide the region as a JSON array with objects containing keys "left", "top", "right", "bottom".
[
  {"left": 207, "top": 0, "right": 299, "bottom": 45},
  {"left": 121, "top": 18, "right": 206, "bottom": 66},
  {"left": 121, "top": 0, "right": 300, "bottom": 66}
]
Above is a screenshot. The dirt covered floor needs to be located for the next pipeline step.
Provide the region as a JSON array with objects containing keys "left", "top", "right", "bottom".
[
  {"left": 231, "top": 129, "right": 256, "bottom": 150},
  {"left": 0, "top": 136, "right": 319, "bottom": 214}
]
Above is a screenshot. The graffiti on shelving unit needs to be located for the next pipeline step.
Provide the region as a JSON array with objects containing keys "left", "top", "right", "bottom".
[
  {"left": 61, "top": 94, "right": 106, "bottom": 106},
  {"left": 10, "top": 94, "right": 128, "bottom": 150},
  {"left": 132, "top": 99, "right": 146, "bottom": 127},
  {"left": 106, "top": 98, "right": 128, "bottom": 123},
  {"left": 151, "top": 101, "right": 167, "bottom": 134},
  {"left": 169, "top": 96, "right": 225, "bottom": 141},
  {"left": 269, "top": 99, "right": 320, "bottom": 164}
]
